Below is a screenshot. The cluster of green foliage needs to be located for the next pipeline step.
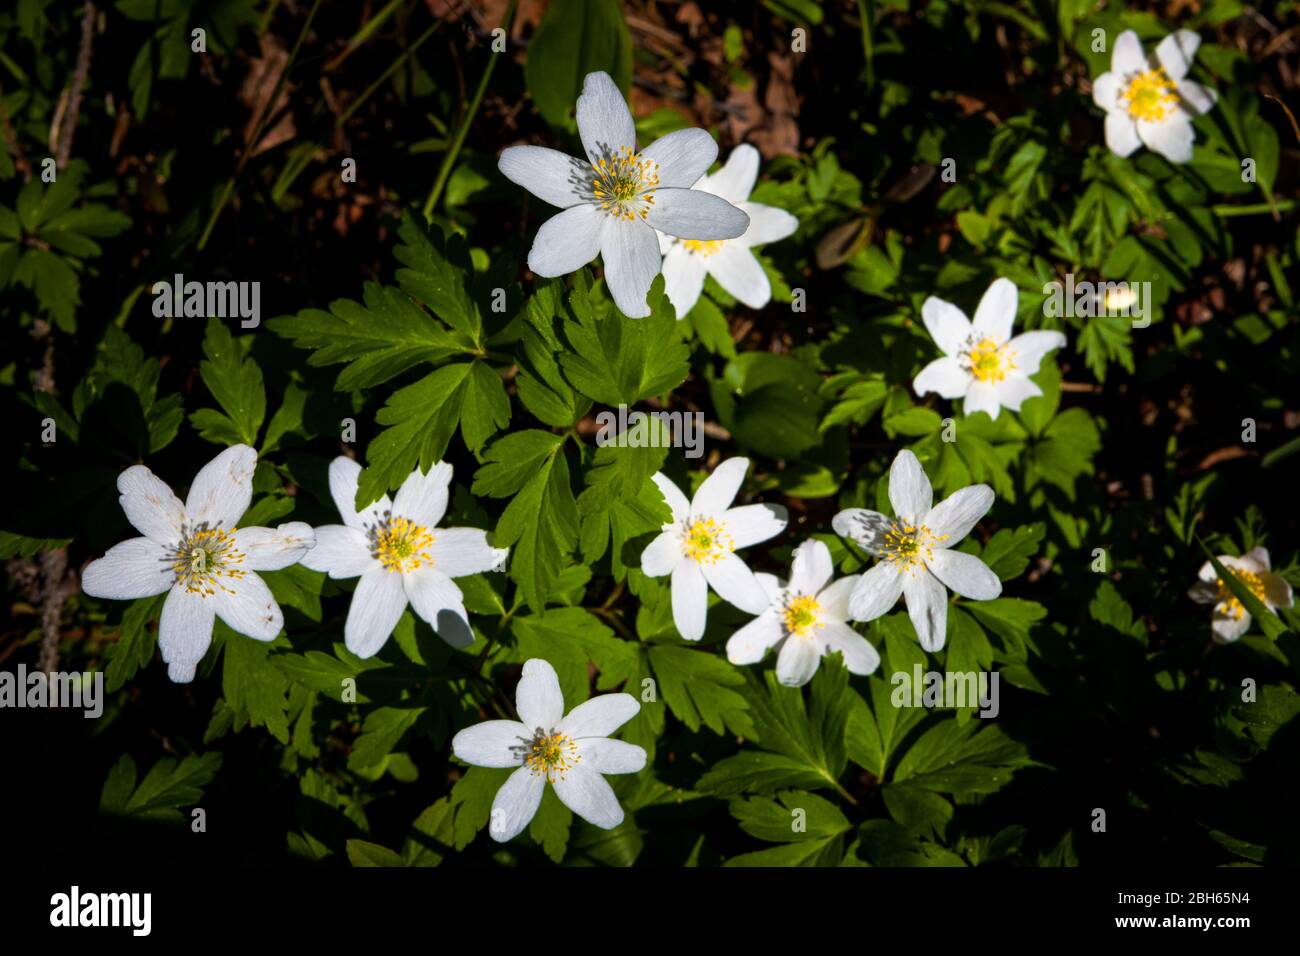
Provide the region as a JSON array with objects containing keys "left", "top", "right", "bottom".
[{"left": 3, "top": 0, "right": 1299, "bottom": 867}]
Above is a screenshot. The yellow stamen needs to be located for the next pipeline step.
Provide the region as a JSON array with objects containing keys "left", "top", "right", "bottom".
[
  {"left": 881, "top": 522, "right": 950, "bottom": 575},
  {"left": 520, "top": 730, "right": 580, "bottom": 783},
  {"left": 590, "top": 145, "right": 660, "bottom": 221},
  {"left": 782, "top": 594, "right": 823, "bottom": 637},
  {"left": 368, "top": 513, "right": 435, "bottom": 574},
  {"left": 168, "top": 525, "right": 246, "bottom": 597},
  {"left": 680, "top": 516, "right": 734, "bottom": 565},
  {"left": 962, "top": 337, "right": 1015, "bottom": 383},
  {"left": 682, "top": 239, "right": 724, "bottom": 258},
  {"left": 1215, "top": 569, "right": 1267, "bottom": 621},
  {"left": 1122, "top": 68, "right": 1179, "bottom": 123}
]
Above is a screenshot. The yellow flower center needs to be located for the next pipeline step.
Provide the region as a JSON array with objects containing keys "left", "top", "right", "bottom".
[
  {"left": 961, "top": 337, "right": 1015, "bottom": 383},
  {"left": 169, "top": 525, "right": 246, "bottom": 597},
  {"left": 1215, "top": 569, "right": 1267, "bottom": 621},
  {"left": 520, "top": 730, "right": 580, "bottom": 783},
  {"left": 368, "top": 513, "right": 435, "bottom": 574},
  {"left": 782, "top": 594, "right": 823, "bottom": 637},
  {"left": 681, "top": 516, "right": 734, "bottom": 565},
  {"left": 1122, "top": 68, "right": 1179, "bottom": 123},
  {"left": 591, "top": 145, "right": 660, "bottom": 222},
  {"left": 881, "top": 522, "right": 949, "bottom": 574},
  {"left": 682, "top": 239, "right": 724, "bottom": 257}
]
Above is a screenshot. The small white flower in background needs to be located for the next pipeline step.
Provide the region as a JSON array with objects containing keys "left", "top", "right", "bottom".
[
  {"left": 1092, "top": 29, "right": 1218, "bottom": 164},
  {"left": 726, "top": 538, "right": 880, "bottom": 687},
  {"left": 1188, "top": 547, "right": 1294, "bottom": 644},
  {"left": 657, "top": 144, "right": 798, "bottom": 318},
  {"left": 81, "top": 444, "right": 313, "bottom": 683},
  {"left": 452, "top": 658, "right": 646, "bottom": 842},
  {"left": 498, "top": 71, "right": 749, "bottom": 319},
  {"left": 912, "top": 277, "right": 1067, "bottom": 421},
  {"left": 640, "top": 457, "right": 788, "bottom": 641},
  {"left": 301, "top": 457, "right": 507, "bottom": 658},
  {"left": 832, "top": 450, "right": 1001, "bottom": 652}
]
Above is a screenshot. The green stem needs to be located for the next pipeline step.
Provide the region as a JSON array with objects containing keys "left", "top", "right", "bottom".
[
  {"left": 421, "top": 0, "right": 518, "bottom": 220},
  {"left": 335, "top": 12, "right": 447, "bottom": 127},
  {"left": 198, "top": 0, "right": 323, "bottom": 251},
  {"left": 1210, "top": 198, "right": 1296, "bottom": 218}
]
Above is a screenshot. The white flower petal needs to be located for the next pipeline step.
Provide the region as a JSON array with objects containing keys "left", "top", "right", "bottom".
[
  {"left": 559, "top": 693, "right": 640, "bottom": 738},
  {"left": 489, "top": 765, "right": 545, "bottom": 842},
  {"left": 404, "top": 566, "right": 474, "bottom": 648},
  {"left": 1156, "top": 29, "right": 1200, "bottom": 81},
  {"left": 1111, "top": 30, "right": 1146, "bottom": 75},
  {"left": 599, "top": 218, "right": 659, "bottom": 318},
  {"left": 644, "top": 188, "right": 749, "bottom": 241},
  {"left": 963, "top": 380, "right": 1002, "bottom": 420},
  {"left": 726, "top": 613, "right": 784, "bottom": 665},
  {"left": 701, "top": 143, "right": 759, "bottom": 203},
  {"left": 185, "top": 444, "right": 256, "bottom": 529},
  {"left": 662, "top": 242, "right": 709, "bottom": 318},
  {"left": 650, "top": 472, "right": 691, "bottom": 524},
  {"left": 724, "top": 503, "right": 788, "bottom": 550},
  {"left": 452, "top": 720, "right": 530, "bottom": 768},
  {"left": 528, "top": 204, "right": 605, "bottom": 278},
  {"left": 889, "top": 449, "right": 933, "bottom": 525},
  {"left": 816, "top": 575, "right": 860, "bottom": 622},
  {"left": 1005, "top": 330, "right": 1066, "bottom": 375},
  {"left": 1177, "top": 79, "right": 1217, "bottom": 116},
  {"left": 212, "top": 571, "right": 282, "bottom": 641},
  {"left": 755, "top": 572, "right": 785, "bottom": 603},
  {"left": 1138, "top": 116, "right": 1194, "bottom": 164},
  {"left": 576, "top": 71, "right": 637, "bottom": 168},
  {"left": 497, "top": 145, "right": 589, "bottom": 208},
  {"left": 903, "top": 569, "right": 949, "bottom": 652},
  {"left": 831, "top": 508, "right": 892, "bottom": 554},
  {"left": 1105, "top": 113, "right": 1142, "bottom": 158},
  {"left": 639, "top": 127, "right": 718, "bottom": 188},
  {"left": 925, "top": 549, "right": 1002, "bottom": 601},
  {"left": 1264, "top": 573, "right": 1294, "bottom": 610},
  {"left": 1211, "top": 611, "right": 1250, "bottom": 644},
  {"left": 924, "top": 484, "right": 994, "bottom": 543},
  {"left": 692, "top": 456, "right": 749, "bottom": 517},
  {"left": 971, "top": 277, "right": 1018, "bottom": 344},
  {"left": 117, "top": 465, "right": 186, "bottom": 545},
  {"left": 737, "top": 202, "right": 797, "bottom": 246},
  {"left": 708, "top": 245, "right": 770, "bottom": 309},
  {"left": 994, "top": 374, "right": 1042, "bottom": 412},
  {"left": 344, "top": 566, "right": 407, "bottom": 658},
  {"left": 776, "top": 636, "right": 821, "bottom": 687},
  {"left": 81, "top": 537, "right": 174, "bottom": 600},
  {"left": 578, "top": 737, "right": 647, "bottom": 775},
  {"left": 914, "top": 356, "right": 971, "bottom": 399},
  {"left": 234, "top": 522, "right": 314, "bottom": 571},
  {"left": 702, "top": 551, "right": 769, "bottom": 614},
  {"left": 392, "top": 462, "right": 453, "bottom": 528},
  {"left": 300, "top": 524, "right": 374, "bottom": 579},
  {"left": 1091, "top": 71, "right": 1122, "bottom": 111},
  {"left": 1243, "top": 547, "right": 1271, "bottom": 571},
  {"left": 788, "top": 538, "right": 833, "bottom": 596},
  {"left": 553, "top": 763, "right": 625, "bottom": 829},
  {"left": 820, "top": 620, "right": 880, "bottom": 676},
  {"left": 641, "top": 531, "right": 681, "bottom": 577},
  {"left": 427, "top": 527, "right": 506, "bottom": 577},
  {"left": 516, "top": 658, "right": 565, "bottom": 729},
  {"left": 1188, "top": 580, "right": 1219, "bottom": 605},
  {"left": 158, "top": 585, "right": 215, "bottom": 683},
  {"left": 848, "top": 561, "right": 904, "bottom": 621},
  {"left": 921, "top": 297, "right": 973, "bottom": 356},
  {"left": 671, "top": 559, "right": 709, "bottom": 641},
  {"left": 329, "top": 457, "right": 391, "bottom": 530}
]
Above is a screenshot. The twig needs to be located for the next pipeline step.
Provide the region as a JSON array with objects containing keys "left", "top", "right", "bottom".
[
  {"left": 53, "top": 2, "right": 96, "bottom": 169},
  {"left": 37, "top": 549, "right": 73, "bottom": 675}
]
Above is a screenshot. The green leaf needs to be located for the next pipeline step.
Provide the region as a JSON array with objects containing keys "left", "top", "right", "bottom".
[
  {"left": 346, "top": 840, "right": 407, "bottom": 867},
  {"left": 99, "top": 752, "right": 223, "bottom": 822},
  {"left": 393, "top": 215, "right": 483, "bottom": 343},
  {"left": 193, "top": 318, "right": 265, "bottom": 446},
  {"left": 221, "top": 624, "right": 291, "bottom": 744},
  {"left": 524, "top": 0, "right": 632, "bottom": 130},
  {"left": 104, "top": 593, "right": 164, "bottom": 692}
]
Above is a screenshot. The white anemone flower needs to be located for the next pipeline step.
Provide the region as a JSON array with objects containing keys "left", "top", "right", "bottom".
[
  {"left": 301, "top": 457, "right": 507, "bottom": 658},
  {"left": 1188, "top": 547, "right": 1294, "bottom": 644},
  {"left": 498, "top": 71, "right": 749, "bottom": 319},
  {"left": 640, "top": 456, "right": 788, "bottom": 641},
  {"left": 1092, "top": 29, "right": 1218, "bottom": 164},
  {"left": 451, "top": 658, "right": 646, "bottom": 842},
  {"left": 912, "top": 277, "right": 1067, "bottom": 420},
  {"left": 832, "top": 450, "right": 1001, "bottom": 652},
  {"left": 81, "top": 444, "right": 313, "bottom": 683},
  {"left": 657, "top": 143, "right": 798, "bottom": 318},
  {"left": 726, "top": 538, "right": 880, "bottom": 687}
]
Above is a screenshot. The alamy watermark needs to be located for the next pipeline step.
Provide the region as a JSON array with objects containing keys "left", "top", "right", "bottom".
[
  {"left": 1043, "top": 273, "right": 1151, "bottom": 329},
  {"left": 595, "top": 405, "right": 704, "bottom": 459},
  {"left": 50, "top": 886, "right": 151, "bottom": 936},
  {"left": 0, "top": 665, "right": 103, "bottom": 718},
  {"left": 152, "top": 273, "right": 261, "bottom": 328},
  {"left": 891, "top": 664, "right": 1000, "bottom": 718}
]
